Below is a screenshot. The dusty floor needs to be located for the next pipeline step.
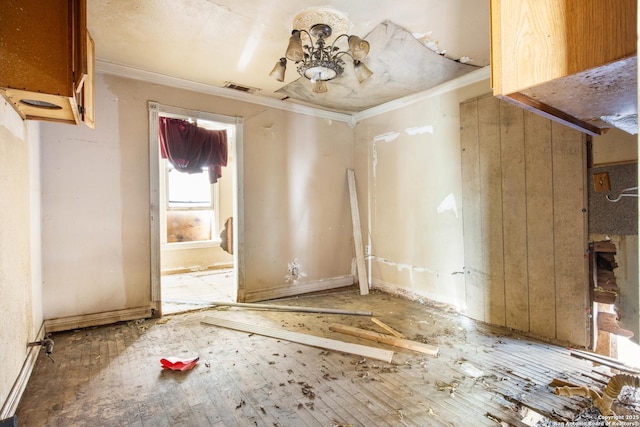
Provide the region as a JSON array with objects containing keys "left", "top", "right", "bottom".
[
  {"left": 16, "top": 287, "right": 640, "bottom": 426},
  {"left": 161, "top": 268, "right": 235, "bottom": 314}
]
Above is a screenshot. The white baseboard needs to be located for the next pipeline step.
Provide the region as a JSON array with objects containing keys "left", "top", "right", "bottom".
[
  {"left": 0, "top": 323, "right": 45, "bottom": 419},
  {"left": 243, "top": 275, "right": 354, "bottom": 302},
  {"left": 44, "top": 306, "right": 152, "bottom": 333}
]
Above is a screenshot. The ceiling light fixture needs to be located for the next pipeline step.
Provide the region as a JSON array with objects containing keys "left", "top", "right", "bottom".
[{"left": 270, "top": 13, "right": 372, "bottom": 94}]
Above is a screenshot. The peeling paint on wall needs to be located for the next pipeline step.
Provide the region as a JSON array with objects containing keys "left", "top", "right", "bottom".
[{"left": 412, "top": 31, "right": 446, "bottom": 56}]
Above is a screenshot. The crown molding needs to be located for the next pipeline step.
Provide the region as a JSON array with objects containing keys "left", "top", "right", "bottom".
[
  {"left": 96, "top": 59, "right": 490, "bottom": 127},
  {"left": 95, "top": 59, "right": 354, "bottom": 124}
]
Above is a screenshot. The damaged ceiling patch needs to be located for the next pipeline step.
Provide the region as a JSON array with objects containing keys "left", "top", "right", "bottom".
[{"left": 276, "top": 21, "right": 478, "bottom": 113}]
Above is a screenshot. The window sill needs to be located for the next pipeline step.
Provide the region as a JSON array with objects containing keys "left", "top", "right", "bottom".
[{"left": 162, "top": 239, "right": 221, "bottom": 251}]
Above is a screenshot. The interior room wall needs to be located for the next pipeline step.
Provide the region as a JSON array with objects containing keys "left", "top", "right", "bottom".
[
  {"left": 39, "top": 73, "right": 356, "bottom": 321},
  {"left": 0, "top": 100, "right": 42, "bottom": 415},
  {"left": 353, "top": 78, "right": 491, "bottom": 309},
  {"left": 591, "top": 127, "right": 637, "bottom": 166},
  {"left": 241, "top": 108, "right": 355, "bottom": 301}
]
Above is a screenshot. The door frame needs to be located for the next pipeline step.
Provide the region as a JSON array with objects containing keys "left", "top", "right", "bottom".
[{"left": 148, "top": 101, "right": 244, "bottom": 315}]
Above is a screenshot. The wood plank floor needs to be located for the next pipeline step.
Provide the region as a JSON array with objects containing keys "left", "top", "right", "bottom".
[{"left": 15, "top": 287, "right": 624, "bottom": 426}]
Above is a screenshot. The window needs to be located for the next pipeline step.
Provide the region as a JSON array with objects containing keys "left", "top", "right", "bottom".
[
  {"left": 165, "top": 161, "right": 215, "bottom": 243},
  {"left": 159, "top": 114, "right": 231, "bottom": 246}
]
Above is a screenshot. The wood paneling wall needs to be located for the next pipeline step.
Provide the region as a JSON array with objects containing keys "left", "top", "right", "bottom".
[{"left": 460, "top": 95, "right": 589, "bottom": 346}]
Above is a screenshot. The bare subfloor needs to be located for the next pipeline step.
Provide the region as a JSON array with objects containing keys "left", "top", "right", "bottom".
[{"left": 16, "top": 287, "right": 639, "bottom": 426}]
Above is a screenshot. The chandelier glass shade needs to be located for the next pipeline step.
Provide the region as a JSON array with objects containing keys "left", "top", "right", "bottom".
[{"left": 270, "top": 23, "right": 373, "bottom": 93}]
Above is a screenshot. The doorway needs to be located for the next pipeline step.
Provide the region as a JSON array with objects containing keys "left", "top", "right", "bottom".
[{"left": 148, "top": 102, "right": 242, "bottom": 315}]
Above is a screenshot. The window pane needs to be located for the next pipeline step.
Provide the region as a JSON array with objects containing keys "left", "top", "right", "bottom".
[
  {"left": 168, "top": 166, "right": 211, "bottom": 207},
  {"left": 167, "top": 210, "right": 212, "bottom": 242}
]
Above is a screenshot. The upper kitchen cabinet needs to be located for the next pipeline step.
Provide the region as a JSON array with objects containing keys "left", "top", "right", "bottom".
[
  {"left": 490, "top": 0, "right": 637, "bottom": 135},
  {"left": 0, "top": 0, "right": 95, "bottom": 128}
]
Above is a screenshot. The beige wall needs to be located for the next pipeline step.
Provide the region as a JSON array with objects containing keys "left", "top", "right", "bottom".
[
  {"left": 353, "top": 79, "right": 491, "bottom": 308},
  {"left": 0, "top": 100, "right": 42, "bottom": 414},
  {"left": 161, "top": 246, "right": 233, "bottom": 273},
  {"left": 242, "top": 108, "right": 354, "bottom": 301},
  {"left": 40, "top": 73, "right": 356, "bottom": 320}
]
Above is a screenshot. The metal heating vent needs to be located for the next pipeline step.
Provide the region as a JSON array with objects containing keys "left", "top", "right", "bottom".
[{"left": 223, "top": 82, "right": 259, "bottom": 94}]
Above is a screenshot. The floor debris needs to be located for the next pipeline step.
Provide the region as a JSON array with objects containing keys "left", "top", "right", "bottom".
[{"left": 370, "top": 317, "right": 406, "bottom": 338}]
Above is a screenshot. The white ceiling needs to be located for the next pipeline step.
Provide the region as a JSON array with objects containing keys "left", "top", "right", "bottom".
[{"left": 88, "top": 0, "right": 491, "bottom": 113}]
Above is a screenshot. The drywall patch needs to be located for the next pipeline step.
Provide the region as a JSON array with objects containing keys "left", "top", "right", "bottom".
[
  {"left": 373, "top": 256, "right": 435, "bottom": 288},
  {"left": 285, "top": 258, "right": 307, "bottom": 283},
  {"left": 405, "top": 125, "right": 434, "bottom": 136},
  {"left": 372, "top": 141, "right": 378, "bottom": 178},
  {"left": 373, "top": 131, "right": 401, "bottom": 143}
]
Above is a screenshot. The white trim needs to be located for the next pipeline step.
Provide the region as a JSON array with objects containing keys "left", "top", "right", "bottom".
[
  {"left": 149, "top": 102, "right": 161, "bottom": 303},
  {"left": 98, "top": 60, "right": 490, "bottom": 125},
  {"left": 0, "top": 323, "right": 45, "bottom": 419},
  {"left": 161, "top": 240, "right": 221, "bottom": 251},
  {"left": 233, "top": 118, "right": 244, "bottom": 301},
  {"left": 43, "top": 306, "right": 152, "bottom": 333},
  {"left": 149, "top": 102, "right": 243, "bottom": 305},
  {"left": 98, "top": 60, "right": 353, "bottom": 124}
]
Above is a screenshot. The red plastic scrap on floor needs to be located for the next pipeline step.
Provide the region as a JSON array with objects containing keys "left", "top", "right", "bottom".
[{"left": 160, "top": 356, "right": 199, "bottom": 371}]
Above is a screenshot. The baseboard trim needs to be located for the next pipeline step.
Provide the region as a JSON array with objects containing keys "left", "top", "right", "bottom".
[
  {"left": 371, "top": 279, "right": 458, "bottom": 311},
  {"left": 44, "top": 306, "right": 152, "bottom": 333},
  {"left": 243, "top": 275, "right": 354, "bottom": 302},
  {"left": 0, "top": 323, "right": 45, "bottom": 419}
]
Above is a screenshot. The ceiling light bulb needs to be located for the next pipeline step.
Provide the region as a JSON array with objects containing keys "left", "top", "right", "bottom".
[
  {"left": 348, "top": 35, "right": 370, "bottom": 60},
  {"left": 353, "top": 60, "right": 373, "bottom": 83},
  {"left": 285, "top": 30, "right": 304, "bottom": 62},
  {"left": 269, "top": 58, "right": 287, "bottom": 82},
  {"left": 312, "top": 80, "right": 327, "bottom": 93}
]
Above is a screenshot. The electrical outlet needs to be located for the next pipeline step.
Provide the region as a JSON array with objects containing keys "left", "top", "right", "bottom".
[{"left": 365, "top": 245, "right": 371, "bottom": 255}]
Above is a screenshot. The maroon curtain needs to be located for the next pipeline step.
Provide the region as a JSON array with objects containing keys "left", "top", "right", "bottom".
[{"left": 158, "top": 117, "right": 228, "bottom": 183}]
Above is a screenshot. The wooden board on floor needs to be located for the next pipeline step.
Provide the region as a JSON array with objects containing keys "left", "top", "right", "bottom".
[
  {"left": 201, "top": 315, "right": 393, "bottom": 362},
  {"left": 329, "top": 323, "right": 438, "bottom": 356}
]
